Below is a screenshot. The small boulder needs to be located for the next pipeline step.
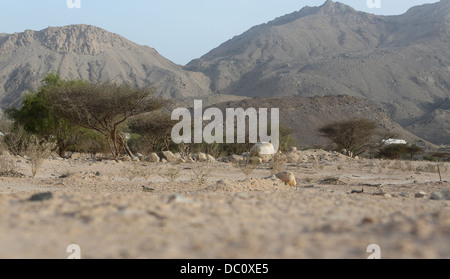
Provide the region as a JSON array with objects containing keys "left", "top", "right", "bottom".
[
  {"left": 146, "top": 153, "right": 160, "bottom": 163},
  {"left": 250, "top": 143, "right": 275, "bottom": 162},
  {"left": 121, "top": 155, "right": 132, "bottom": 162},
  {"left": 71, "top": 152, "right": 82, "bottom": 160},
  {"left": 206, "top": 154, "right": 216, "bottom": 162},
  {"left": 430, "top": 191, "right": 450, "bottom": 201},
  {"left": 135, "top": 153, "right": 145, "bottom": 161},
  {"left": 29, "top": 192, "right": 53, "bottom": 202},
  {"left": 196, "top": 152, "right": 208, "bottom": 162},
  {"left": 157, "top": 151, "right": 177, "bottom": 163},
  {"left": 415, "top": 192, "right": 427, "bottom": 198},
  {"left": 275, "top": 171, "right": 296, "bottom": 187}
]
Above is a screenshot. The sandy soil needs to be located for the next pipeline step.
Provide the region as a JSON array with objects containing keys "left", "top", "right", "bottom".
[{"left": 0, "top": 150, "right": 449, "bottom": 259}]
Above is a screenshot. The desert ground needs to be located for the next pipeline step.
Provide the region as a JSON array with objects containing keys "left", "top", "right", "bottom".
[{"left": 0, "top": 149, "right": 449, "bottom": 259}]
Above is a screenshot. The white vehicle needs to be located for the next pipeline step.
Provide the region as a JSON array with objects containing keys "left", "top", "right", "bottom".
[{"left": 381, "top": 139, "right": 407, "bottom": 145}]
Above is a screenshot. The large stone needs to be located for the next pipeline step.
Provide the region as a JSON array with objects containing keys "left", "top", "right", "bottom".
[
  {"left": 135, "top": 153, "right": 145, "bottom": 161},
  {"left": 250, "top": 143, "right": 275, "bottom": 162},
  {"left": 157, "top": 151, "right": 177, "bottom": 163},
  {"left": 146, "top": 153, "right": 160, "bottom": 163},
  {"left": 430, "top": 191, "right": 450, "bottom": 201},
  {"left": 71, "top": 152, "right": 82, "bottom": 160},
  {"left": 196, "top": 152, "right": 208, "bottom": 162},
  {"left": 206, "top": 154, "right": 216, "bottom": 162},
  {"left": 275, "top": 171, "right": 297, "bottom": 187}
]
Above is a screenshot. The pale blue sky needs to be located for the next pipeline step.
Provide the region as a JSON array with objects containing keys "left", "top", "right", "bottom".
[{"left": 0, "top": 0, "right": 439, "bottom": 65}]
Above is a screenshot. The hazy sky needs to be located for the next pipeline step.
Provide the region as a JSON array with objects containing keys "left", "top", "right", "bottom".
[{"left": 1, "top": 0, "right": 439, "bottom": 65}]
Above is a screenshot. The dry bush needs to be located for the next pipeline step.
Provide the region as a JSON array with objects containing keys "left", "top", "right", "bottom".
[
  {"left": 416, "top": 164, "right": 437, "bottom": 173},
  {"left": 320, "top": 176, "right": 345, "bottom": 185},
  {"left": 192, "top": 162, "right": 214, "bottom": 185},
  {"left": 158, "top": 165, "right": 182, "bottom": 183},
  {"left": 24, "top": 136, "right": 56, "bottom": 178},
  {"left": 0, "top": 152, "right": 23, "bottom": 177},
  {"left": 122, "top": 162, "right": 154, "bottom": 182},
  {"left": 269, "top": 152, "right": 287, "bottom": 175},
  {"left": 233, "top": 157, "right": 260, "bottom": 177}
]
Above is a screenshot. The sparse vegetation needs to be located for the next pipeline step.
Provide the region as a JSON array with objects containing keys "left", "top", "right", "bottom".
[
  {"left": 24, "top": 135, "right": 56, "bottom": 178},
  {"left": 0, "top": 152, "right": 22, "bottom": 177},
  {"left": 191, "top": 162, "right": 214, "bottom": 185},
  {"left": 233, "top": 157, "right": 260, "bottom": 177},
  {"left": 158, "top": 165, "right": 182, "bottom": 183},
  {"left": 318, "top": 118, "right": 378, "bottom": 157},
  {"left": 122, "top": 162, "right": 154, "bottom": 182},
  {"left": 269, "top": 152, "right": 287, "bottom": 175}
]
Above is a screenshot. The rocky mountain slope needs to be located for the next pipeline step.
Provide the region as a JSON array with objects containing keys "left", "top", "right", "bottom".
[
  {"left": 210, "top": 95, "right": 435, "bottom": 149},
  {"left": 186, "top": 0, "right": 450, "bottom": 144},
  {"left": 0, "top": 24, "right": 215, "bottom": 108}
]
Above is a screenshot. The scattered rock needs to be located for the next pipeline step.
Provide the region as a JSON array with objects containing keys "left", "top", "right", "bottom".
[
  {"left": 430, "top": 191, "right": 450, "bottom": 201},
  {"left": 28, "top": 192, "right": 53, "bottom": 202},
  {"left": 196, "top": 152, "right": 208, "bottom": 162},
  {"left": 206, "top": 154, "right": 216, "bottom": 162},
  {"left": 275, "top": 171, "right": 296, "bottom": 187},
  {"left": 351, "top": 188, "right": 364, "bottom": 194},
  {"left": 415, "top": 192, "right": 427, "bottom": 198},
  {"left": 157, "top": 151, "right": 177, "bottom": 163},
  {"left": 95, "top": 171, "right": 101, "bottom": 176},
  {"left": 142, "top": 186, "right": 155, "bottom": 192},
  {"left": 230, "top": 155, "right": 244, "bottom": 163},
  {"left": 71, "top": 152, "right": 82, "bottom": 160},
  {"left": 167, "top": 194, "right": 193, "bottom": 204},
  {"left": 131, "top": 156, "right": 140, "bottom": 162},
  {"left": 135, "top": 153, "right": 145, "bottom": 161},
  {"left": 121, "top": 156, "right": 131, "bottom": 162},
  {"left": 250, "top": 142, "right": 275, "bottom": 162},
  {"left": 249, "top": 156, "right": 262, "bottom": 164},
  {"left": 288, "top": 147, "right": 297, "bottom": 152},
  {"left": 320, "top": 177, "right": 345, "bottom": 185},
  {"left": 146, "top": 153, "right": 160, "bottom": 163}
]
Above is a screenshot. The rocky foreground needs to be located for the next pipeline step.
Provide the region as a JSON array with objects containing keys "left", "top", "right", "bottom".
[{"left": 0, "top": 149, "right": 449, "bottom": 259}]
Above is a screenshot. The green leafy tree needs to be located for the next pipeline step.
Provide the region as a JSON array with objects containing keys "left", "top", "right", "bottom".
[{"left": 5, "top": 73, "right": 82, "bottom": 156}]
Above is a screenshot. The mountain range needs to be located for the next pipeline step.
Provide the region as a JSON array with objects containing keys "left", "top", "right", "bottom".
[{"left": 0, "top": 0, "right": 449, "bottom": 146}]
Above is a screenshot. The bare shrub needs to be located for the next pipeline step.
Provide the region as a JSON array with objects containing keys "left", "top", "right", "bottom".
[
  {"left": 0, "top": 152, "right": 23, "bottom": 177},
  {"left": 269, "top": 152, "right": 287, "bottom": 175},
  {"left": 24, "top": 136, "right": 56, "bottom": 178},
  {"left": 192, "top": 162, "right": 214, "bottom": 185},
  {"left": 158, "top": 165, "right": 182, "bottom": 183},
  {"left": 122, "top": 162, "right": 154, "bottom": 182},
  {"left": 234, "top": 156, "right": 260, "bottom": 177}
]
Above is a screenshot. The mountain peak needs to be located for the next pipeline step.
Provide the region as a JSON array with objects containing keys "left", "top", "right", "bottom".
[
  {"left": 317, "top": 0, "right": 356, "bottom": 15},
  {"left": 0, "top": 24, "right": 135, "bottom": 55},
  {"left": 37, "top": 24, "right": 134, "bottom": 55}
]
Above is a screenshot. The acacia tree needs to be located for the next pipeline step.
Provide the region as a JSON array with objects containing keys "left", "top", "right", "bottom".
[
  {"left": 45, "top": 81, "right": 166, "bottom": 159},
  {"left": 319, "top": 118, "right": 378, "bottom": 157},
  {"left": 128, "top": 113, "right": 176, "bottom": 154}
]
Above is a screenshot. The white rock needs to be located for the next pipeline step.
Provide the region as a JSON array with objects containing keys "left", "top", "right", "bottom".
[{"left": 250, "top": 142, "right": 275, "bottom": 162}]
